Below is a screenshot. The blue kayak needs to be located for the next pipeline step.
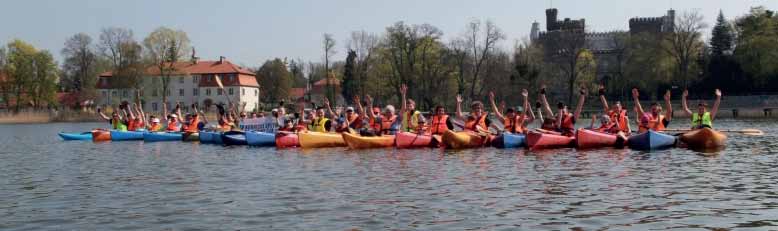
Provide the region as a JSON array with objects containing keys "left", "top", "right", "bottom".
[
  {"left": 627, "top": 131, "right": 676, "bottom": 150},
  {"left": 143, "top": 132, "right": 183, "bottom": 142},
  {"left": 199, "top": 131, "right": 224, "bottom": 144},
  {"left": 492, "top": 133, "right": 527, "bottom": 148},
  {"left": 110, "top": 130, "right": 145, "bottom": 141},
  {"left": 222, "top": 131, "right": 248, "bottom": 146},
  {"left": 59, "top": 132, "right": 92, "bottom": 141},
  {"left": 246, "top": 131, "right": 276, "bottom": 146}
]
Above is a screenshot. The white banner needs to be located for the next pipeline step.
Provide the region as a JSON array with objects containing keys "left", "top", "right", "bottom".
[{"left": 240, "top": 117, "right": 279, "bottom": 133}]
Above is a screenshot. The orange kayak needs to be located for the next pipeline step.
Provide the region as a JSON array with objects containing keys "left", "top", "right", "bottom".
[
  {"left": 527, "top": 130, "right": 574, "bottom": 150},
  {"left": 298, "top": 132, "right": 346, "bottom": 148},
  {"left": 275, "top": 132, "right": 300, "bottom": 148},
  {"left": 92, "top": 129, "right": 111, "bottom": 142},
  {"left": 679, "top": 128, "right": 727, "bottom": 150},
  {"left": 342, "top": 132, "right": 395, "bottom": 149},
  {"left": 395, "top": 132, "right": 433, "bottom": 148},
  {"left": 575, "top": 129, "right": 618, "bottom": 149},
  {"left": 441, "top": 130, "right": 490, "bottom": 149}
]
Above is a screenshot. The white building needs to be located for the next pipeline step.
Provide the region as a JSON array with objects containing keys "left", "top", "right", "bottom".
[{"left": 96, "top": 57, "right": 260, "bottom": 114}]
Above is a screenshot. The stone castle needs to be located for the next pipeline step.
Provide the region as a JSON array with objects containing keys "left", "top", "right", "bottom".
[{"left": 531, "top": 8, "right": 676, "bottom": 82}]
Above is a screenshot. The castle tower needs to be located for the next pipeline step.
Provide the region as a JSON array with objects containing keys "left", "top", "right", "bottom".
[
  {"left": 530, "top": 21, "right": 540, "bottom": 41},
  {"left": 663, "top": 9, "right": 676, "bottom": 32},
  {"left": 546, "top": 8, "right": 558, "bottom": 31}
]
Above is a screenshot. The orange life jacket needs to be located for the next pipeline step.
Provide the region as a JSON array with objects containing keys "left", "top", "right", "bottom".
[
  {"left": 464, "top": 114, "right": 487, "bottom": 132},
  {"left": 127, "top": 119, "right": 136, "bottom": 131},
  {"left": 609, "top": 109, "right": 629, "bottom": 132},
  {"left": 380, "top": 115, "right": 397, "bottom": 135},
  {"left": 503, "top": 115, "right": 527, "bottom": 134},
  {"left": 149, "top": 123, "right": 162, "bottom": 132},
  {"left": 184, "top": 115, "right": 199, "bottom": 133},
  {"left": 369, "top": 116, "right": 380, "bottom": 131},
  {"left": 639, "top": 113, "right": 666, "bottom": 133},
  {"left": 166, "top": 120, "right": 179, "bottom": 132},
  {"left": 347, "top": 114, "right": 362, "bottom": 129},
  {"left": 430, "top": 115, "right": 449, "bottom": 135},
  {"left": 560, "top": 113, "right": 575, "bottom": 136},
  {"left": 133, "top": 120, "right": 144, "bottom": 131}
]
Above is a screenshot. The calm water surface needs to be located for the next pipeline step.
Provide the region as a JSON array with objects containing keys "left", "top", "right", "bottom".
[{"left": 1, "top": 119, "right": 778, "bottom": 230}]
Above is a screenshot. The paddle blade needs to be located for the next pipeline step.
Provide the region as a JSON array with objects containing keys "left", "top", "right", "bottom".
[
  {"left": 740, "top": 129, "right": 764, "bottom": 136},
  {"left": 214, "top": 75, "right": 224, "bottom": 89}
]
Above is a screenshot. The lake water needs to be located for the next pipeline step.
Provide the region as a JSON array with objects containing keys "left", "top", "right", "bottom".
[{"left": 1, "top": 119, "right": 778, "bottom": 230}]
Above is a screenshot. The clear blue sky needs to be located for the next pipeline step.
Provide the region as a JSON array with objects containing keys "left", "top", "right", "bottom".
[{"left": 1, "top": 0, "right": 776, "bottom": 67}]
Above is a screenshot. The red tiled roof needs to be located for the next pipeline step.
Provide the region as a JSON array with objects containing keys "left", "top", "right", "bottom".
[
  {"left": 198, "top": 73, "right": 259, "bottom": 87},
  {"left": 313, "top": 77, "right": 340, "bottom": 86},
  {"left": 100, "top": 59, "right": 254, "bottom": 77}
]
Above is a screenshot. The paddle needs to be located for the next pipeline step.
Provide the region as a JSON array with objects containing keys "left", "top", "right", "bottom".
[{"left": 663, "top": 128, "right": 764, "bottom": 136}]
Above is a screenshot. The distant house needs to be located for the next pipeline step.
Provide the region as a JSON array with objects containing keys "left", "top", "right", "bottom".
[{"left": 96, "top": 56, "right": 260, "bottom": 113}]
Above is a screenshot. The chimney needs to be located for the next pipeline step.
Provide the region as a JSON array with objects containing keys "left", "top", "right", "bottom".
[
  {"left": 219, "top": 56, "right": 226, "bottom": 64},
  {"left": 191, "top": 47, "right": 199, "bottom": 64}
]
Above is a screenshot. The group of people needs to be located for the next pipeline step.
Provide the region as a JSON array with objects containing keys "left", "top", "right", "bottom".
[{"left": 97, "top": 84, "right": 723, "bottom": 139}]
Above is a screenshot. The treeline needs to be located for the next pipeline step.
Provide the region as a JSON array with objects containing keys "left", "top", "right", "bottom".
[{"left": 2, "top": 6, "right": 778, "bottom": 113}]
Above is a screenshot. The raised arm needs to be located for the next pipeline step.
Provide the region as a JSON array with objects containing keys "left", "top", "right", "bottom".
[
  {"left": 632, "top": 88, "right": 645, "bottom": 116},
  {"left": 196, "top": 104, "right": 209, "bottom": 124},
  {"left": 127, "top": 103, "right": 136, "bottom": 120},
  {"left": 400, "top": 84, "right": 408, "bottom": 115},
  {"left": 663, "top": 90, "right": 673, "bottom": 121},
  {"left": 681, "top": 90, "right": 693, "bottom": 116},
  {"left": 323, "top": 97, "right": 336, "bottom": 119},
  {"left": 365, "top": 95, "right": 377, "bottom": 121},
  {"left": 354, "top": 95, "right": 364, "bottom": 117},
  {"left": 574, "top": 88, "right": 586, "bottom": 120},
  {"left": 488, "top": 91, "right": 505, "bottom": 121},
  {"left": 136, "top": 101, "right": 146, "bottom": 125},
  {"left": 535, "top": 101, "right": 544, "bottom": 126},
  {"left": 175, "top": 102, "right": 183, "bottom": 123},
  {"left": 97, "top": 107, "right": 110, "bottom": 121},
  {"left": 599, "top": 85, "right": 610, "bottom": 113},
  {"left": 711, "top": 89, "right": 722, "bottom": 120},
  {"left": 455, "top": 94, "right": 465, "bottom": 121},
  {"left": 539, "top": 86, "right": 554, "bottom": 117},
  {"left": 522, "top": 89, "right": 535, "bottom": 123}
]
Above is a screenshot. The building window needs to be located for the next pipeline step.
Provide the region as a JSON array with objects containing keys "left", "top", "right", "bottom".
[
  {"left": 152, "top": 89, "right": 158, "bottom": 97},
  {"left": 242, "top": 88, "right": 245, "bottom": 96},
  {"left": 193, "top": 88, "right": 199, "bottom": 96},
  {"left": 112, "top": 91, "right": 117, "bottom": 97},
  {"left": 206, "top": 88, "right": 211, "bottom": 96},
  {"left": 179, "top": 76, "right": 184, "bottom": 83},
  {"left": 255, "top": 89, "right": 258, "bottom": 96},
  {"left": 152, "top": 102, "right": 158, "bottom": 111},
  {"left": 179, "top": 89, "right": 185, "bottom": 96},
  {"left": 166, "top": 89, "right": 171, "bottom": 96},
  {"left": 122, "top": 90, "right": 128, "bottom": 98},
  {"left": 102, "top": 91, "right": 107, "bottom": 97},
  {"left": 229, "top": 88, "right": 234, "bottom": 95},
  {"left": 193, "top": 76, "right": 199, "bottom": 83},
  {"left": 217, "top": 89, "right": 223, "bottom": 95},
  {"left": 138, "top": 90, "right": 143, "bottom": 97}
]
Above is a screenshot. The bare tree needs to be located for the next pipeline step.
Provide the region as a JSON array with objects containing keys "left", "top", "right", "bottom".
[
  {"left": 62, "top": 33, "right": 99, "bottom": 102},
  {"left": 544, "top": 27, "right": 592, "bottom": 105},
  {"left": 346, "top": 30, "right": 378, "bottom": 96},
  {"left": 98, "top": 27, "right": 134, "bottom": 69},
  {"left": 464, "top": 19, "right": 505, "bottom": 100},
  {"left": 323, "top": 33, "right": 336, "bottom": 104},
  {"left": 143, "top": 27, "right": 191, "bottom": 107},
  {"left": 665, "top": 10, "right": 707, "bottom": 88}
]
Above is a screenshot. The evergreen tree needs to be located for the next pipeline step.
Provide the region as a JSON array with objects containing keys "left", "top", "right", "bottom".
[
  {"left": 710, "top": 10, "right": 734, "bottom": 57},
  {"left": 341, "top": 50, "right": 357, "bottom": 104}
]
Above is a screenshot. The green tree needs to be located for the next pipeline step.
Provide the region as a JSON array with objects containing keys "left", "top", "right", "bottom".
[
  {"left": 31, "top": 51, "right": 58, "bottom": 108},
  {"left": 710, "top": 10, "right": 734, "bottom": 57},
  {"left": 143, "top": 27, "right": 191, "bottom": 106},
  {"left": 734, "top": 7, "right": 778, "bottom": 85},
  {"left": 257, "top": 58, "right": 292, "bottom": 105},
  {"left": 4, "top": 40, "right": 59, "bottom": 112},
  {"left": 342, "top": 50, "right": 357, "bottom": 104}
]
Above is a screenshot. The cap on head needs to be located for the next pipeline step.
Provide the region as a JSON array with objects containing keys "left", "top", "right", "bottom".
[
  {"left": 384, "top": 105, "right": 395, "bottom": 114},
  {"left": 152, "top": 118, "right": 161, "bottom": 123},
  {"left": 346, "top": 107, "right": 355, "bottom": 112}
]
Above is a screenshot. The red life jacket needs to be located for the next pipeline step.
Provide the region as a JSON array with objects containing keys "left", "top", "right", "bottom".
[
  {"left": 430, "top": 115, "right": 449, "bottom": 135},
  {"left": 166, "top": 120, "right": 179, "bottom": 132},
  {"left": 609, "top": 109, "right": 629, "bottom": 133},
  {"left": 464, "top": 114, "right": 487, "bottom": 132},
  {"left": 559, "top": 113, "right": 575, "bottom": 136},
  {"left": 503, "top": 115, "right": 527, "bottom": 134}
]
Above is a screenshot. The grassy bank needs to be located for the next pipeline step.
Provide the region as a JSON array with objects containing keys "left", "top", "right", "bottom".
[{"left": 0, "top": 110, "right": 101, "bottom": 124}]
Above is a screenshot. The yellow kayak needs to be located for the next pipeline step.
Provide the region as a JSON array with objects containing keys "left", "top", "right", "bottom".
[
  {"left": 298, "top": 132, "right": 347, "bottom": 148},
  {"left": 441, "top": 130, "right": 490, "bottom": 149},
  {"left": 342, "top": 132, "right": 395, "bottom": 149},
  {"left": 679, "top": 128, "right": 727, "bottom": 150}
]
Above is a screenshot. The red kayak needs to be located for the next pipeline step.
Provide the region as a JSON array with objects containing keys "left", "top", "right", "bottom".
[
  {"left": 575, "top": 128, "right": 618, "bottom": 149},
  {"left": 526, "top": 130, "right": 574, "bottom": 150},
  {"left": 275, "top": 132, "right": 300, "bottom": 148},
  {"left": 395, "top": 132, "right": 433, "bottom": 148}
]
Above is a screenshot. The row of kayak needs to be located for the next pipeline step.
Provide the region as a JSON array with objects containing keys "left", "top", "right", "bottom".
[{"left": 59, "top": 128, "right": 727, "bottom": 151}]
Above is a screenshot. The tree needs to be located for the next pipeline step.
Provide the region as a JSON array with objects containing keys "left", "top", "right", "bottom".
[
  {"left": 464, "top": 19, "right": 505, "bottom": 100},
  {"left": 342, "top": 50, "right": 357, "bottom": 104},
  {"left": 257, "top": 58, "right": 292, "bottom": 105},
  {"left": 710, "top": 10, "right": 735, "bottom": 57},
  {"left": 62, "top": 33, "right": 102, "bottom": 105},
  {"left": 734, "top": 7, "right": 778, "bottom": 86},
  {"left": 322, "top": 33, "right": 336, "bottom": 104},
  {"left": 543, "top": 27, "right": 593, "bottom": 105},
  {"left": 3, "top": 40, "right": 59, "bottom": 112},
  {"left": 30, "top": 50, "right": 58, "bottom": 108},
  {"left": 98, "top": 27, "right": 144, "bottom": 97},
  {"left": 346, "top": 30, "right": 379, "bottom": 97},
  {"left": 512, "top": 41, "right": 544, "bottom": 97},
  {"left": 665, "top": 10, "right": 707, "bottom": 88},
  {"left": 143, "top": 27, "right": 191, "bottom": 106}
]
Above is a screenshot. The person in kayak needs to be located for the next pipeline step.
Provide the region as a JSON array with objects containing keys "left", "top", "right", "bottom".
[
  {"left": 97, "top": 106, "right": 128, "bottom": 131},
  {"left": 534, "top": 100, "right": 557, "bottom": 131},
  {"left": 148, "top": 116, "right": 162, "bottom": 131},
  {"left": 682, "top": 89, "right": 721, "bottom": 129},
  {"left": 307, "top": 104, "right": 331, "bottom": 133},
  {"left": 632, "top": 88, "right": 672, "bottom": 132},
  {"left": 539, "top": 86, "right": 585, "bottom": 136},
  {"left": 455, "top": 94, "right": 500, "bottom": 134},
  {"left": 365, "top": 94, "right": 399, "bottom": 136},
  {"left": 399, "top": 84, "right": 427, "bottom": 134},
  {"left": 429, "top": 105, "right": 454, "bottom": 136},
  {"left": 489, "top": 89, "right": 535, "bottom": 134},
  {"left": 163, "top": 103, "right": 182, "bottom": 132},
  {"left": 599, "top": 85, "right": 632, "bottom": 135}
]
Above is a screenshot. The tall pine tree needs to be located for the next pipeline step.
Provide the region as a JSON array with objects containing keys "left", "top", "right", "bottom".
[
  {"left": 710, "top": 10, "right": 734, "bottom": 57},
  {"left": 341, "top": 50, "right": 357, "bottom": 104}
]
